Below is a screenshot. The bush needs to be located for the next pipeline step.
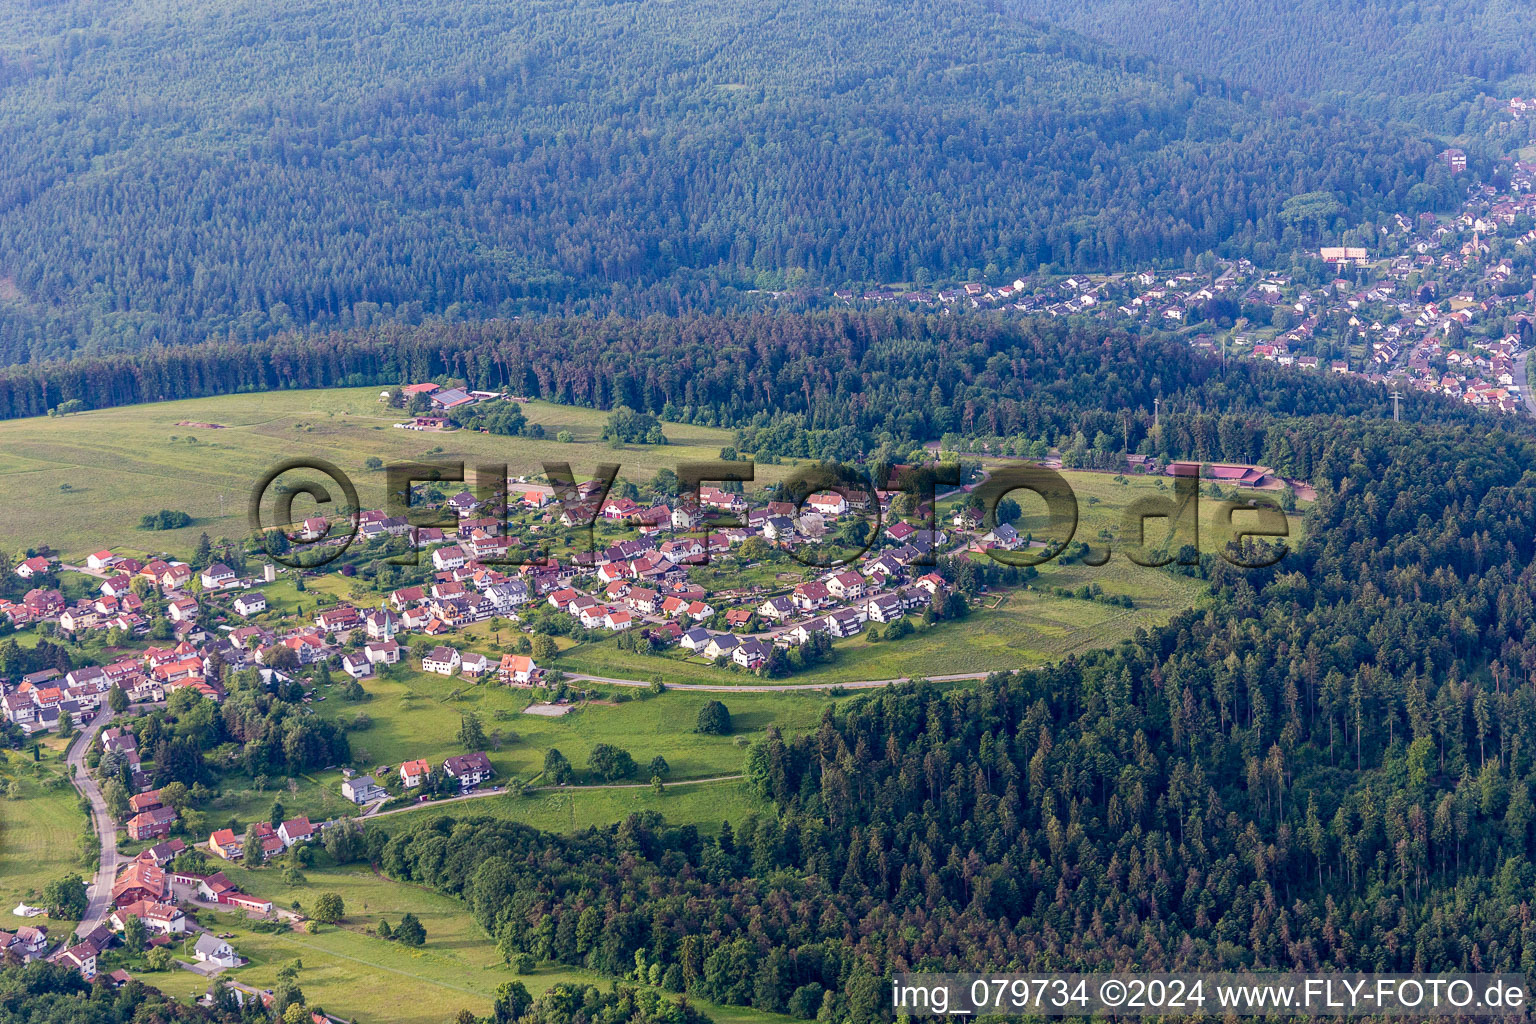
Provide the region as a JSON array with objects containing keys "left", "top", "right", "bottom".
[
  {"left": 138, "top": 509, "right": 193, "bottom": 530},
  {"left": 695, "top": 699, "right": 731, "bottom": 735},
  {"left": 587, "top": 743, "right": 637, "bottom": 781}
]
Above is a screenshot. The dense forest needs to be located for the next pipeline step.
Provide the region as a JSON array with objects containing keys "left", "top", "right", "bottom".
[
  {"left": 1021, "top": 0, "right": 1536, "bottom": 131},
  {"left": 373, "top": 409, "right": 1536, "bottom": 1021},
  {"left": 0, "top": 0, "right": 1446, "bottom": 360},
  {"left": 0, "top": 313, "right": 1490, "bottom": 475}
]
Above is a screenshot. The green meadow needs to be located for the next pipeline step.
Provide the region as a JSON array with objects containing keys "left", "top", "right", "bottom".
[
  {"left": 186, "top": 676, "right": 837, "bottom": 830},
  {"left": 199, "top": 862, "right": 795, "bottom": 1024},
  {"left": 0, "top": 758, "right": 86, "bottom": 912},
  {"left": 0, "top": 386, "right": 788, "bottom": 561}
]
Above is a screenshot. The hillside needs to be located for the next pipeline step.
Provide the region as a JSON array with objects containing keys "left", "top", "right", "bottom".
[
  {"left": 1019, "top": 0, "right": 1536, "bottom": 128},
  {"left": 0, "top": 0, "right": 1437, "bottom": 360}
]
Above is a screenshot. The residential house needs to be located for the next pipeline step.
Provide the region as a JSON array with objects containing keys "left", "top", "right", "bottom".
[
  {"left": 277, "top": 817, "right": 315, "bottom": 847},
  {"left": 206, "top": 829, "right": 244, "bottom": 861},
  {"left": 110, "top": 861, "right": 168, "bottom": 906},
  {"left": 806, "top": 493, "right": 848, "bottom": 517},
  {"left": 733, "top": 638, "right": 771, "bottom": 671},
  {"left": 166, "top": 597, "right": 199, "bottom": 624},
  {"left": 978, "top": 523, "right": 1021, "bottom": 550},
  {"left": 827, "top": 608, "right": 864, "bottom": 638},
  {"left": 15, "top": 556, "right": 49, "bottom": 579},
  {"left": 400, "top": 758, "right": 432, "bottom": 788},
  {"left": 127, "top": 806, "right": 178, "bottom": 842},
  {"left": 315, "top": 606, "right": 361, "bottom": 635},
  {"left": 442, "top": 752, "right": 494, "bottom": 790},
  {"left": 863, "top": 593, "right": 905, "bottom": 623},
  {"left": 498, "top": 654, "right": 538, "bottom": 685},
  {"left": 432, "top": 546, "right": 469, "bottom": 571},
  {"left": 233, "top": 594, "right": 266, "bottom": 617},
  {"left": 340, "top": 652, "right": 373, "bottom": 679},
  {"left": 679, "top": 627, "right": 713, "bottom": 651},
  {"left": 792, "top": 581, "right": 832, "bottom": 611},
  {"left": 199, "top": 564, "right": 237, "bottom": 590},
  {"left": 110, "top": 901, "right": 186, "bottom": 935},
  {"left": 193, "top": 934, "right": 240, "bottom": 968},
  {"left": 52, "top": 942, "right": 97, "bottom": 978},
  {"left": 826, "top": 571, "right": 866, "bottom": 601},
  {"left": 702, "top": 634, "right": 741, "bottom": 661},
  {"left": 422, "top": 646, "right": 461, "bottom": 675},
  {"left": 364, "top": 640, "right": 401, "bottom": 665},
  {"left": 341, "top": 776, "right": 386, "bottom": 804}
]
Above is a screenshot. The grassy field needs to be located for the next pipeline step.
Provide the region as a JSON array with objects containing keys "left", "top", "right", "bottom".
[
  {"left": 201, "top": 863, "right": 794, "bottom": 1024},
  {"left": 0, "top": 386, "right": 793, "bottom": 561},
  {"left": 320, "top": 671, "right": 837, "bottom": 780},
  {"left": 374, "top": 777, "right": 765, "bottom": 835},
  {"left": 193, "top": 678, "right": 838, "bottom": 828},
  {"left": 0, "top": 757, "right": 86, "bottom": 911}
]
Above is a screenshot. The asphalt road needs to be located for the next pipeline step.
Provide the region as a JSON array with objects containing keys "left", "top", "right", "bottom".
[
  {"left": 1515, "top": 350, "right": 1536, "bottom": 417},
  {"left": 563, "top": 670, "right": 992, "bottom": 692},
  {"left": 361, "top": 773, "right": 749, "bottom": 819},
  {"left": 66, "top": 708, "right": 119, "bottom": 934}
]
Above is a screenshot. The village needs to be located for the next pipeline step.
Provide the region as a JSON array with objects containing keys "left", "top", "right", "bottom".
[
  {"left": 0, "top": 389, "right": 1309, "bottom": 993},
  {"left": 839, "top": 149, "right": 1536, "bottom": 418}
]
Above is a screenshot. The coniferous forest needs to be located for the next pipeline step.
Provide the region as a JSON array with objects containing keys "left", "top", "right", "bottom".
[
  {"left": 1020, "top": 0, "right": 1536, "bottom": 130},
  {"left": 0, "top": 313, "right": 1486, "bottom": 458},
  {"left": 0, "top": 0, "right": 1449, "bottom": 361},
  {"left": 8, "top": 1, "right": 1536, "bottom": 1021}
]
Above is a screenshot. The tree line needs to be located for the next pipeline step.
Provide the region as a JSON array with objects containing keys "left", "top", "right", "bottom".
[{"left": 0, "top": 313, "right": 1491, "bottom": 482}]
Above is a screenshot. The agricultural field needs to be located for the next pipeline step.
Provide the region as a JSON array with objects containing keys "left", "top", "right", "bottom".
[{"left": 0, "top": 386, "right": 789, "bottom": 561}]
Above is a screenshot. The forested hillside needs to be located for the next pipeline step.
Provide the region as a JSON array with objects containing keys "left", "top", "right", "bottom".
[
  {"left": 0, "top": 0, "right": 1441, "bottom": 360},
  {"left": 0, "top": 313, "right": 1488, "bottom": 471},
  {"left": 376, "top": 412, "right": 1536, "bottom": 1021},
  {"left": 1020, "top": 0, "right": 1536, "bottom": 129}
]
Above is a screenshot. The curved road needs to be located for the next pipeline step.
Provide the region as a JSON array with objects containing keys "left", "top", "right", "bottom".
[
  {"left": 562, "top": 670, "right": 992, "bottom": 692},
  {"left": 65, "top": 708, "right": 120, "bottom": 934},
  {"left": 361, "top": 773, "right": 748, "bottom": 819}
]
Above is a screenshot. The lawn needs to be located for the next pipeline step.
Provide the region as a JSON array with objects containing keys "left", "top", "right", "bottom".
[
  {"left": 206, "top": 862, "right": 795, "bottom": 1024},
  {"left": 0, "top": 386, "right": 795, "bottom": 561},
  {"left": 0, "top": 759, "right": 87, "bottom": 911}
]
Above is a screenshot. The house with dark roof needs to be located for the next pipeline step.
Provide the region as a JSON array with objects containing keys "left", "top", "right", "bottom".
[{"left": 442, "top": 752, "right": 494, "bottom": 789}]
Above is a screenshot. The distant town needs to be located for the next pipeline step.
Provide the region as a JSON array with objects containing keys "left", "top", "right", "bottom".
[{"left": 835, "top": 150, "right": 1536, "bottom": 418}]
